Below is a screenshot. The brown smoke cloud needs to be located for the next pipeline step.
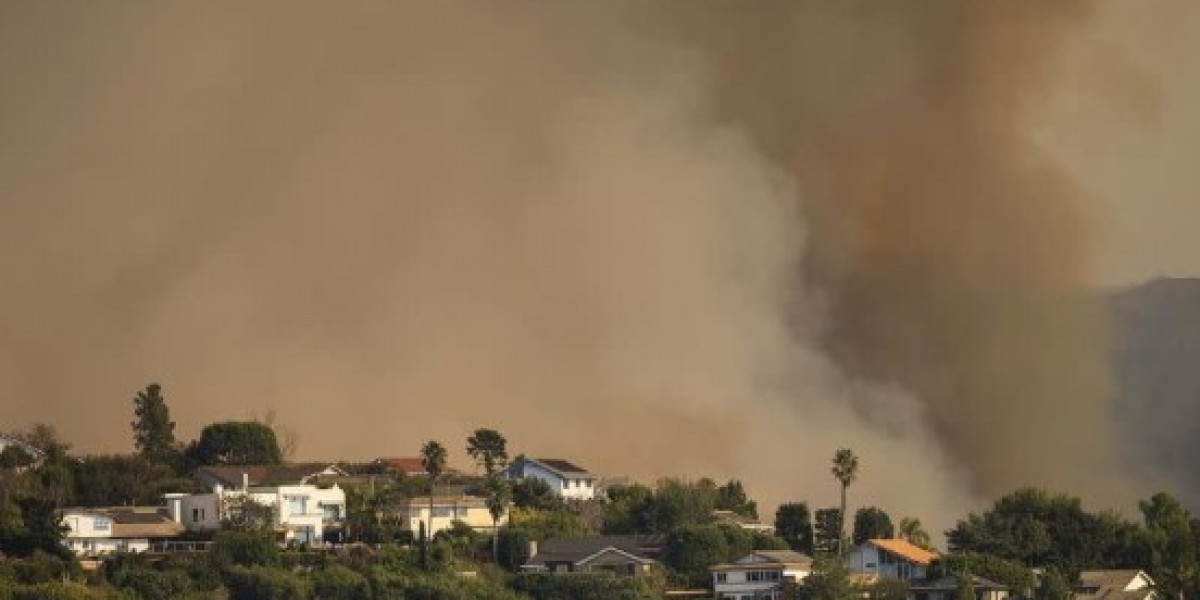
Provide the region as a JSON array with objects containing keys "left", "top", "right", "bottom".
[{"left": 0, "top": 1, "right": 1162, "bottom": 529}]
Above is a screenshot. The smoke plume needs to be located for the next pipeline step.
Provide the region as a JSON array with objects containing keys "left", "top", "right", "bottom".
[{"left": 0, "top": 1, "right": 1154, "bottom": 527}]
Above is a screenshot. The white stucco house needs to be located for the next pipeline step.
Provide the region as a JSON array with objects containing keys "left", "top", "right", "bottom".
[
  {"left": 395, "top": 494, "right": 509, "bottom": 537},
  {"left": 166, "top": 464, "right": 347, "bottom": 545},
  {"left": 61, "top": 507, "right": 183, "bottom": 556},
  {"left": 845, "top": 538, "right": 937, "bottom": 581},
  {"left": 506, "top": 457, "right": 597, "bottom": 500},
  {"left": 711, "top": 550, "right": 813, "bottom": 600}
]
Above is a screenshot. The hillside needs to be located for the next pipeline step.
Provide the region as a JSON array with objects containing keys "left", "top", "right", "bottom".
[{"left": 1110, "top": 277, "right": 1200, "bottom": 500}]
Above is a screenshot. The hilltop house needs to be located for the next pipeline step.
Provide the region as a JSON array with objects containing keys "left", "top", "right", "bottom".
[
  {"left": 710, "top": 550, "right": 814, "bottom": 600},
  {"left": 166, "top": 465, "right": 346, "bottom": 545},
  {"left": 506, "top": 457, "right": 596, "bottom": 500},
  {"left": 521, "top": 536, "right": 660, "bottom": 575},
  {"left": 1074, "top": 570, "right": 1159, "bottom": 600},
  {"left": 61, "top": 507, "right": 183, "bottom": 556},
  {"left": 394, "top": 495, "right": 508, "bottom": 537},
  {"left": 845, "top": 538, "right": 938, "bottom": 581}
]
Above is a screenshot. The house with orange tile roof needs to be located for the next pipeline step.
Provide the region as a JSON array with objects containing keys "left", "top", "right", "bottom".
[{"left": 844, "top": 538, "right": 938, "bottom": 581}]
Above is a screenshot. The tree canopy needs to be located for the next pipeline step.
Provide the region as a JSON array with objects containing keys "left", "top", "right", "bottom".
[
  {"left": 852, "top": 507, "right": 894, "bottom": 545},
  {"left": 187, "top": 421, "right": 283, "bottom": 466},
  {"left": 466, "top": 428, "right": 508, "bottom": 476},
  {"left": 775, "top": 502, "right": 814, "bottom": 555}
]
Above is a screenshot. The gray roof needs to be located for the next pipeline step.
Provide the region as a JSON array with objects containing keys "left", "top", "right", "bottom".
[
  {"left": 523, "top": 535, "right": 661, "bottom": 567},
  {"left": 514, "top": 457, "right": 596, "bottom": 479},
  {"left": 910, "top": 575, "right": 1007, "bottom": 591},
  {"left": 1076, "top": 570, "right": 1156, "bottom": 599},
  {"left": 195, "top": 463, "right": 346, "bottom": 487}
]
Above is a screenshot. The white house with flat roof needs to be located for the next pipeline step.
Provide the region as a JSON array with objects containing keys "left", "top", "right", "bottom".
[{"left": 165, "top": 466, "right": 346, "bottom": 545}]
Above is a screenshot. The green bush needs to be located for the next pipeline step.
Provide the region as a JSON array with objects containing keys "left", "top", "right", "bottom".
[
  {"left": 312, "top": 564, "right": 370, "bottom": 600},
  {"left": 512, "top": 572, "right": 659, "bottom": 600},
  {"left": 211, "top": 531, "right": 280, "bottom": 568},
  {"left": 224, "top": 565, "right": 311, "bottom": 600}
]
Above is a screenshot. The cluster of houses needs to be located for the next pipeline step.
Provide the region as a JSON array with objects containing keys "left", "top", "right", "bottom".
[{"left": 53, "top": 455, "right": 1159, "bottom": 600}]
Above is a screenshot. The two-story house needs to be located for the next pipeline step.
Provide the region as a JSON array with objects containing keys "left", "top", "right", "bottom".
[
  {"left": 165, "top": 464, "right": 347, "bottom": 545},
  {"left": 506, "top": 457, "right": 596, "bottom": 500},
  {"left": 394, "top": 494, "right": 508, "bottom": 537},
  {"left": 845, "top": 538, "right": 937, "bottom": 581},
  {"left": 710, "top": 550, "right": 813, "bottom": 600},
  {"left": 61, "top": 507, "right": 183, "bottom": 556}
]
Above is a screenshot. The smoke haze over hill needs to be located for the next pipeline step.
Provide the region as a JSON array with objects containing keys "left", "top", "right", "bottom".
[{"left": 1, "top": 1, "right": 1196, "bottom": 525}]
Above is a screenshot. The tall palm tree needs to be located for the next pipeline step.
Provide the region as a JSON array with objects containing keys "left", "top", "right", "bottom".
[
  {"left": 421, "top": 440, "right": 448, "bottom": 552},
  {"left": 831, "top": 447, "right": 859, "bottom": 556},
  {"left": 483, "top": 474, "right": 512, "bottom": 563}
]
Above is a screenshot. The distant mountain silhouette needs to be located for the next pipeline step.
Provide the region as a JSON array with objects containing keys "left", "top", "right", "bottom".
[{"left": 1110, "top": 277, "right": 1200, "bottom": 501}]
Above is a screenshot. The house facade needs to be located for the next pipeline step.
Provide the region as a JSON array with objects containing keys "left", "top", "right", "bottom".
[
  {"left": 521, "top": 536, "right": 659, "bottom": 575},
  {"left": 394, "top": 495, "right": 508, "bottom": 537},
  {"left": 710, "top": 550, "right": 813, "bottom": 600},
  {"left": 165, "top": 480, "right": 346, "bottom": 545},
  {"left": 506, "top": 457, "right": 596, "bottom": 500},
  {"left": 61, "top": 507, "right": 182, "bottom": 556},
  {"left": 845, "top": 539, "right": 937, "bottom": 581}
]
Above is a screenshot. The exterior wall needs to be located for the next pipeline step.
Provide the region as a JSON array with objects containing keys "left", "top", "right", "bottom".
[
  {"left": 517, "top": 462, "right": 595, "bottom": 500},
  {"left": 846, "top": 544, "right": 926, "bottom": 580},
  {"left": 400, "top": 499, "right": 507, "bottom": 536}
]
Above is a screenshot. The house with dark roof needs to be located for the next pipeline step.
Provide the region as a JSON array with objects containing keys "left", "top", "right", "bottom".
[
  {"left": 61, "top": 507, "right": 183, "bottom": 556},
  {"left": 1074, "top": 570, "right": 1159, "bottom": 600},
  {"left": 710, "top": 549, "right": 813, "bottom": 600},
  {"left": 521, "top": 535, "right": 660, "bottom": 575},
  {"left": 194, "top": 463, "right": 347, "bottom": 489},
  {"left": 506, "top": 457, "right": 597, "bottom": 500},
  {"left": 908, "top": 574, "right": 1010, "bottom": 600},
  {"left": 845, "top": 538, "right": 938, "bottom": 581}
]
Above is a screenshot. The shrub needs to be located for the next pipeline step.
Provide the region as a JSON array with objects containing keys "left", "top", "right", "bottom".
[
  {"left": 312, "top": 564, "right": 370, "bottom": 600},
  {"left": 224, "top": 565, "right": 311, "bottom": 600},
  {"left": 211, "top": 531, "right": 280, "bottom": 568}
]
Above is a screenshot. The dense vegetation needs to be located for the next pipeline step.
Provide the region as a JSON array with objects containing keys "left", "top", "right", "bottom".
[{"left": 3, "top": 383, "right": 1200, "bottom": 598}]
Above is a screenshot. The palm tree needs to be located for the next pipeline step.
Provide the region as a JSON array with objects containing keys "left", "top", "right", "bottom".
[
  {"left": 421, "top": 440, "right": 448, "bottom": 555},
  {"left": 898, "top": 517, "right": 932, "bottom": 550},
  {"left": 831, "top": 447, "right": 859, "bottom": 556},
  {"left": 483, "top": 474, "right": 512, "bottom": 563}
]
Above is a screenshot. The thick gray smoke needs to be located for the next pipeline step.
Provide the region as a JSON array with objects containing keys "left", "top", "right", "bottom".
[{"left": 2, "top": 1, "right": 1178, "bottom": 529}]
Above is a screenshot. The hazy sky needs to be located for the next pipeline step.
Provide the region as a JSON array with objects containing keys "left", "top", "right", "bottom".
[
  {"left": 1042, "top": 1, "right": 1200, "bottom": 286},
  {"left": 0, "top": 1, "right": 1196, "bottom": 526}
]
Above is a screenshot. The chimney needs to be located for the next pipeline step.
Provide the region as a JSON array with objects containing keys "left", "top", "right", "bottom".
[
  {"left": 528, "top": 539, "right": 538, "bottom": 559},
  {"left": 242, "top": 472, "right": 249, "bottom": 490}
]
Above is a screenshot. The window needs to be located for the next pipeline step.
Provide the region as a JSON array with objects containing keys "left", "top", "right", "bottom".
[
  {"left": 456, "top": 507, "right": 471, "bottom": 518},
  {"left": 432, "top": 507, "right": 453, "bottom": 518},
  {"left": 192, "top": 508, "right": 201, "bottom": 523},
  {"left": 93, "top": 518, "right": 110, "bottom": 531},
  {"left": 287, "top": 495, "right": 308, "bottom": 516},
  {"left": 716, "top": 573, "right": 727, "bottom": 583},
  {"left": 322, "top": 504, "right": 342, "bottom": 522}
]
